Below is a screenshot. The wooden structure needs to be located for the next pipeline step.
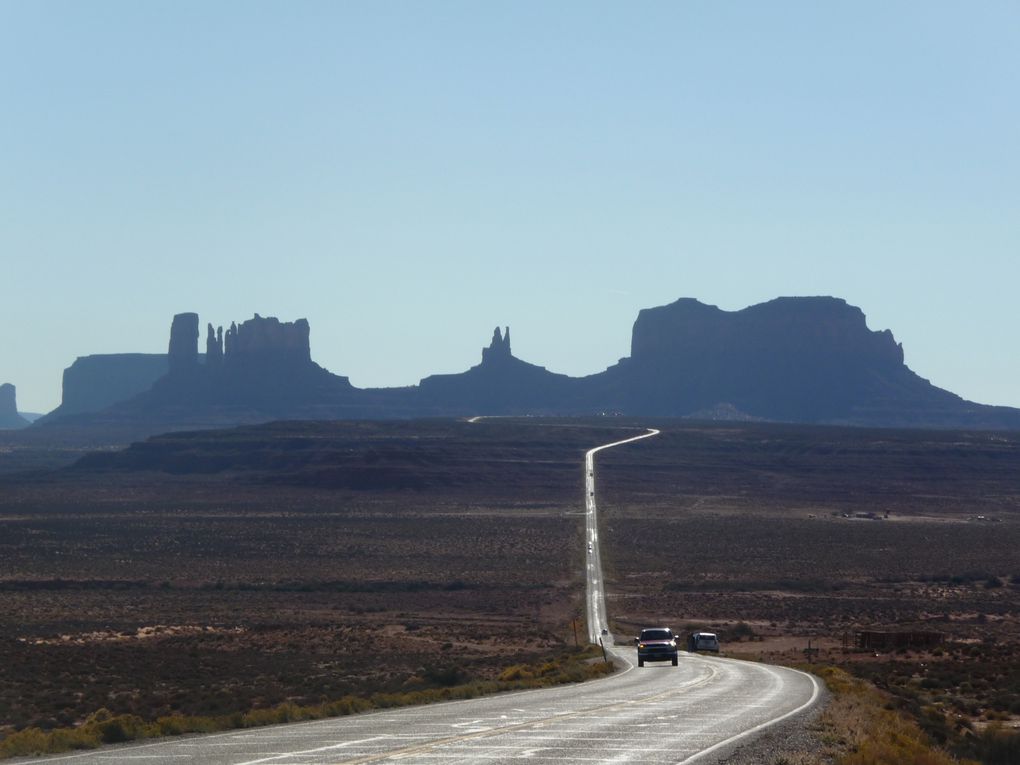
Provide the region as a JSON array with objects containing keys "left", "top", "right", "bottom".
[{"left": 855, "top": 630, "right": 945, "bottom": 651}]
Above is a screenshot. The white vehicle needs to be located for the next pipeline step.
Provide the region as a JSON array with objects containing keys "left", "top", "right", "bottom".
[{"left": 687, "top": 631, "right": 720, "bottom": 653}]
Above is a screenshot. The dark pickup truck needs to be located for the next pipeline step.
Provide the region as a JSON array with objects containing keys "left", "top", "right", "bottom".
[{"left": 636, "top": 627, "right": 679, "bottom": 667}]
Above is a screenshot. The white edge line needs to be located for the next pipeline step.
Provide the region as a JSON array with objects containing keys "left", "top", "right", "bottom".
[
  {"left": 676, "top": 665, "right": 823, "bottom": 764},
  {"left": 15, "top": 651, "right": 640, "bottom": 764},
  {"left": 21, "top": 424, "right": 654, "bottom": 764}
]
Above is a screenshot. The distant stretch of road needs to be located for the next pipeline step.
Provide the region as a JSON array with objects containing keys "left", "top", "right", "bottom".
[
  {"left": 584, "top": 428, "right": 660, "bottom": 644},
  {"left": 11, "top": 425, "right": 820, "bottom": 765}
]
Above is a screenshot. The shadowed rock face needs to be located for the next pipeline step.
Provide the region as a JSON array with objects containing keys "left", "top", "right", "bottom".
[
  {"left": 481, "top": 327, "right": 512, "bottom": 364},
  {"left": 168, "top": 313, "right": 200, "bottom": 373},
  {"left": 418, "top": 325, "right": 580, "bottom": 415},
  {"left": 29, "top": 298, "right": 1020, "bottom": 438},
  {"left": 206, "top": 324, "right": 223, "bottom": 368},
  {"left": 0, "top": 384, "right": 29, "bottom": 429},
  {"left": 607, "top": 297, "right": 913, "bottom": 419},
  {"left": 224, "top": 314, "right": 312, "bottom": 369},
  {"left": 114, "top": 314, "right": 353, "bottom": 428},
  {"left": 630, "top": 297, "right": 903, "bottom": 369},
  {"left": 36, "top": 355, "right": 170, "bottom": 422},
  {"left": 592, "top": 297, "right": 1018, "bottom": 429}
]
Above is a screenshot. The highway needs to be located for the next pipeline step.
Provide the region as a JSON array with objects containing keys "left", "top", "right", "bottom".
[
  {"left": 10, "top": 427, "right": 821, "bottom": 764},
  {"left": 584, "top": 429, "right": 661, "bottom": 644}
]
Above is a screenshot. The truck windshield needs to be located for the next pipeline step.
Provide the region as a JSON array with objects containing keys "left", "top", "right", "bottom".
[{"left": 641, "top": 630, "right": 671, "bottom": 641}]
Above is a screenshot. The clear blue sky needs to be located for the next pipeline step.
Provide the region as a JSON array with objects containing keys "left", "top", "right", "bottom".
[{"left": 2, "top": 1, "right": 1018, "bottom": 414}]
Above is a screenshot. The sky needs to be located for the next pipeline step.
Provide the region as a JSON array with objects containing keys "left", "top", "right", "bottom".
[{"left": 2, "top": 1, "right": 1018, "bottom": 414}]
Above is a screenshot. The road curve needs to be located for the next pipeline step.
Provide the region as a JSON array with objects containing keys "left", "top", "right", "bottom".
[
  {"left": 10, "top": 652, "right": 818, "bottom": 765},
  {"left": 9, "top": 426, "right": 821, "bottom": 764}
]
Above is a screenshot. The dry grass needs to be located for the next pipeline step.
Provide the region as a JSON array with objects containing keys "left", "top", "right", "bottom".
[
  {"left": 804, "top": 666, "right": 977, "bottom": 765},
  {"left": 0, "top": 647, "right": 612, "bottom": 758}
]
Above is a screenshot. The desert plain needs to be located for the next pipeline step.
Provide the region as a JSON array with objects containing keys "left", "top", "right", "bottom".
[{"left": 1, "top": 418, "right": 1018, "bottom": 759}]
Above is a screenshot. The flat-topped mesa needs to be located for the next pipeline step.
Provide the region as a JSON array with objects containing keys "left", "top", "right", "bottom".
[
  {"left": 223, "top": 314, "right": 312, "bottom": 368},
  {"left": 630, "top": 296, "right": 904, "bottom": 369},
  {"left": 614, "top": 296, "right": 915, "bottom": 422},
  {"left": 167, "top": 313, "right": 200, "bottom": 373},
  {"left": 481, "top": 326, "right": 512, "bottom": 365}
]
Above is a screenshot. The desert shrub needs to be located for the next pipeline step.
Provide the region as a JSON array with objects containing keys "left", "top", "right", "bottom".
[
  {"left": 45, "top": 727, "right": 101, "bottom": 751},
  {"left": 0, "top": 716, "right": 127, "bottom": 757},
  {"left": 498, "top": 664, "right": 533, "bottom": 681},
  {"left": 0, "top": 728, "right": 52, "bottom": 757},
  {"left": 729, "top": 622, "right": 757, "bottom": 641},
  {"left": 422, "top": 665, "right": 467, "bottom": 687},
  {"left": 808, "top": 667, "right": 969, "bottom": 765},
  {"left": 80, "top": 710, "right": 152, "bottom": 744},
  {"left": 155, "top": 715, "right": 189, "bottom": 736},
  {"left": 966, "top": 724, "right": 1020, "bottom": 765},
  {"left": 0, "top": 648, "right": 614, "bottom": 760},
  {"left": 538, "top": 661, "right": 560, "bottom": 676}
]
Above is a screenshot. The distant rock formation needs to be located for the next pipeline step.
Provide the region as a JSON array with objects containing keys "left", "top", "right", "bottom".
[
  {"left": 29, "top": 298, "right": 1020, "bottom": 439},
  {"left": 168, "top": 313, "right": 200, "bottom": 373},
  {"left": 223, "top": 314, "right": 312, "bottom": 368},
  {"left": 164, "top": 314, "right": 315, "bottom": 375},
  {"left": 595, "top": 297, "right": 1020, "bottom": 429},
  {"left": 100, "top": 313, "right": 355, "bottom": 429},
  {"left": 206, "top": 324, "right": 223, "bottom": 368},
  {"left": 0, "top": 384, "right": 29, "bottom": 429},
  {"left": 418, "top": 326, "right": 579, "bottom": 415},
  {"left": 481, "top": 327, "right": 512, "bottom": 364},
  {"left": 37, "top": 354, "right": 171, "bottom": 422}
]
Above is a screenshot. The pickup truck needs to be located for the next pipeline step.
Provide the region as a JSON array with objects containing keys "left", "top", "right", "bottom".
[{"left": 636, "top": 627, "right": 679, "bottom": 667}]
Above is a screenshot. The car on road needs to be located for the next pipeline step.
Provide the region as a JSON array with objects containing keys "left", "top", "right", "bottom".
[
  {"left": 687, "top": 631, "right": 720, "bottom": 653},
  {"left": 636, "top": 627, "right": 678, "bottom": 666}
]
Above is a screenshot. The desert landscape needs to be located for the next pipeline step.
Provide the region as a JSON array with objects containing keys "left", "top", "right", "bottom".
[
  {"left": 1, "top": 418, "right": 1019, "bottom": 761},
  {"left": 595, "top": 423, "right": 1020, "bottom": 761},
  {"left": 0, "top": 420, "right": 623, "bottom": 740}
]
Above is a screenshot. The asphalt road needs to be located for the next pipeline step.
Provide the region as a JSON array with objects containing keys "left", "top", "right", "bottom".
[
  {"left": 12, "top": 651, "right": 818, "bottom": 765},
  {"left": 10, "top": 426, "right": 821, "bottom": 764},
  {"left": 584, "top": 429, "right": 661, "bottom": 645}
]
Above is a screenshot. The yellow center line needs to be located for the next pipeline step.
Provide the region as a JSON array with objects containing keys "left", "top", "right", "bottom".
[{"left": 332, "top": 664, "right": 718, "bottom": 763}]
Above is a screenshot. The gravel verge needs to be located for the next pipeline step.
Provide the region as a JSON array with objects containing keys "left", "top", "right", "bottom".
[{"left": 709, "top": 682, "right": 833, "bottom": 765}]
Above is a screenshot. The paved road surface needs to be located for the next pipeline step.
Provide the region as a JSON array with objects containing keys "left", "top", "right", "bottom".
[
  {"left": 584, "top": 429, "right": 660, "bottom": 644},
  {"left": 10, "top": 426, "right": 820, "bottom": 764},
  {"left": 12, "top": 652, "right": 818, "bottom": 765}
]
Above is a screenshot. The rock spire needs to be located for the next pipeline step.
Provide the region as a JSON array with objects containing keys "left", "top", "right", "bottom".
[
  {"left": 167, "top": 313, "right": 199, "bottom": 373},
  {"left": 0, "top": 383, "right": 29, "bottom": 429},
  {"left": 482, "top": 326, "right": 512, "bottom": 364},
  {"left": 206, "top": 323, "right": 224, "bottom": 368}
]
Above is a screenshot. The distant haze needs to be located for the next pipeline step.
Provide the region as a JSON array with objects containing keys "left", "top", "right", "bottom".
[{"left": 2, "top": 3, "right": 1018, "bottom": 413}]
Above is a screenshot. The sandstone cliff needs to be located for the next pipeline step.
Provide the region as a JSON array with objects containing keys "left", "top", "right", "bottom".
[
  {"left": 168, "top": 313, "right": 200, "bottom": 373},
  {"left": 0, "top": 384, "right": 29, "bottom": 430},
  {"left": 38, "top": 354, "right": 171, "bottom": 422},
  {"left": 593, "top": 297, "right": 1019, "bottom": 428},
  {"left": 30, "top": 298, "right": 1020, "bottom": 439},
  {"left": 116, "top": 313, "right": 355, "bottom": 424}
]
